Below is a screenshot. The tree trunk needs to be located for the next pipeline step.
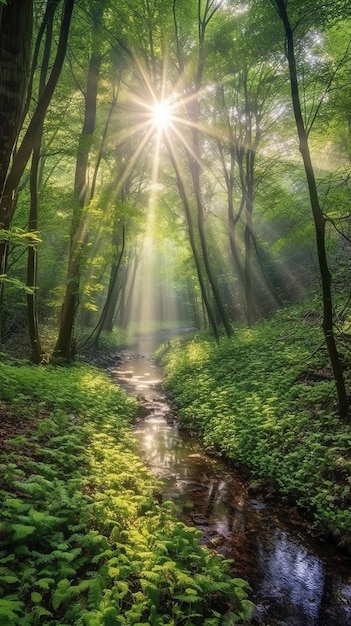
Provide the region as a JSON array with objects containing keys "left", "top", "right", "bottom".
[
  {"left": 53, "top": 5, "right": 102, "bottom": 360},
  {"left": 189, "top": 114, "right": 233, "bottom": 337},
  {"left": 275, "top": 0, "right": 348, "bottom": 419},
  {"left": 243, "top": 150, "right": 258, "bottom": 325},
  {"left": 0, "top": 0, "right": 33, "bottom": 339},
  {"left": 27, "top": 0, "right": 59, "bottom": 364},
  {"left": 0, "top": 0, "right": 32, "bottom": 202},
  {"left": 93, "top": 225, "right": 125, "bottom": 344},
  {"left": 166, "top": 136, "right": 219, "bottom": 341},
  {"left": 119, "top": 252, "right": 141, "bottom": 330}
]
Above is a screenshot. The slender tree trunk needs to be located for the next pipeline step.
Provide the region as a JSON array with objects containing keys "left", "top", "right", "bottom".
[
  {"left": 217, "top": 136, "right": 245, "bottom": 317},
  {"left": 170, "top": 0, "right": 223, "bottom": 340},
  {"left": 227, "top": 155, "right": 245, "bottom": 286},
  {"left": 27, "top": 146, "right": 43, "bottom": 363},
  {"left": 27, "top": 0, "right": 59, "bottom": 363},
  {"left": 188, "top": 111, "right": 233, "bottom": 337},
  {"left": 186, "top": 1, "right": 232, "bottom": 337},
  {"left": 275, "top": 0, "right": 348, "bottom": 419},
  {"left": 54, "top": 6, "right": 102, "bottom": 360},
  {"left": 93, "top": 225, "right": 125, "bottom": 344},
  {"left": 119, "top": 254, "right": 140, "bottom": 330},
  {"left": 166, "top": 137, "right": 219, "bottom": 341},
  {"left": 243, "top": 150, "right": 258, "bottom": 325}
]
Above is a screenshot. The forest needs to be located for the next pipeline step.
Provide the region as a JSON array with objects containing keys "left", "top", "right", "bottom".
[{"left": 0, "top": 0, "right": 351, "bottom": 624}]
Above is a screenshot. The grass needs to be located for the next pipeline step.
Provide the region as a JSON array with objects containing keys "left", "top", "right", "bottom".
[
  {"left": 157, "top": 304, "right": 351, "bottom": 548},
  {"left": 0, "top": 359, "right": 253, "bottom": 625}
]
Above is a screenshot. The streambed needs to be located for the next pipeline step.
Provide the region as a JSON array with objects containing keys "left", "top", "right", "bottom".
[{"left": 109, "top": 334, "right": 351, "bottom": 626}]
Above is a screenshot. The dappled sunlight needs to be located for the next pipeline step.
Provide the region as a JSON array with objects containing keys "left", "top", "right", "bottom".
[{"left": 186, "top": 340, "right": 212, "bottom": 364}]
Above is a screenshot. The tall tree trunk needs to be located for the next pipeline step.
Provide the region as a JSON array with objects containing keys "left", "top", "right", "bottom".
[
  {"left": 217, "top": 134, "right": 245, "bottom": 317},
  {"left": 243, "top": 149, "right": 258, "bottom": 325},
  {"left": 53, "top": 5, "right": 102, "bottom": 360},
  {"left": 0, "top": 0, "right": 75, "bottom": 230},
  {"left": 185, "top": 0, "right": 232, "bottom": 337},
  {"left": 274, "top": 0, "right": 348, "bottom": 419},
  {"left": 226, "top": 153, "right": 245, "bottom": 287},
  {"left": 27, "top": 0, "right": 59, "bottom": 363},
  {"left": 0, "top": 0, "right": 33, "bottom": 339},
  {"left": 0, "top": 0, "right": 32, "bottom": 201},
  {"left": 188, "top": 107, "right": 233, "bottom": 337},
  {"left": 166, "top": 136, "right": 219, "bottom": 341}
]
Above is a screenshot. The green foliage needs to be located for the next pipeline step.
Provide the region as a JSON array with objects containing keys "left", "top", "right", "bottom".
[
  {"left": 0, "top": 359, "right": 251, "bottom": 624},
  {"left": 159, "top": 303, "right": 351, "bottom": 545}
]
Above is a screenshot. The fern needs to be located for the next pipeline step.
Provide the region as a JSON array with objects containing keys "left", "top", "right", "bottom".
[
  {"left": 87, "top": 574, "right": 105, "bottom": 610},
  {"left": 0, "top": 554, "right": 16, "bottom": 565},
  {"left": 0, "top": 598, "right": 24, "bottom": 623},
  {"left": 52, "top": 578, "right": 71, "bottom": 610},
  {"left": 30, "top": 605, "right": 52, "bottom": 621},
  {"left": 3, "top": 496, "right": 28, "bottom": 512},
  {"left": 101, "top": 606, "right": 120, "bottom": 626},
  {"left": 11, "top": 523, "right": 36, "bottom": 541}
]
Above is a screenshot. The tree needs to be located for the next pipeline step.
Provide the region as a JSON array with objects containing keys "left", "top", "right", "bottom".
[
  {"left": 271, "top": 0, "right": 349, "bottom": 418},
  {"left": 169, "top": 0, "right": 232, "bottom": 338},
  {"left": 53, "top": 2, "right": 104, "bottom": 360},
  {"left": 27, "top": 0, "right": 62, "bottom": 363}
]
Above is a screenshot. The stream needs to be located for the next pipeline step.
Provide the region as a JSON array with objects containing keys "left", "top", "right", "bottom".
[{"left": 109, "top": 333, "right": 351, "bottom": 626}]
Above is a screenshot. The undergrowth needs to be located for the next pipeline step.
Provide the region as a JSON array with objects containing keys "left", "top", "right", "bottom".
[
  {"left": 158, "top": 304, "right": 351, "bottom": 546},
  {"left": 0, "top": 360, "right": 253, "bottom": 625}
]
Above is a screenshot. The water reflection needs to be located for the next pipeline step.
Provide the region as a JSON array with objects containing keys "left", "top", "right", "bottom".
[
  {"left": 111, "top": 346, "right": 351, "bottom": 626},
  {"left": 257, "top": 530, "right": 325, "bottom": 622}
]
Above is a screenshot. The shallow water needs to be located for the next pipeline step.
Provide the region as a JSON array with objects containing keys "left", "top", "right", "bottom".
[{"left": 109, "top": 336, "right": 351, "bottom": 626}]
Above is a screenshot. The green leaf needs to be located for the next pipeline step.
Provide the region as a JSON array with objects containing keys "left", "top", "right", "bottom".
[
  {"left": 0, "top": 575, "right": 18, "bottom": 584},
  {"left": 31, "top": 592, "right": 42, "bottom": 604}
]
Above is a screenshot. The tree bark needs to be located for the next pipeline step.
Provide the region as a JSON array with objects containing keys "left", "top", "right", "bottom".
[
  {"left": 0, "top": 0, "right": 33, "bottom": 339},
  {"left": 0, "top": 0, "right": 32, "bottom": 201}
]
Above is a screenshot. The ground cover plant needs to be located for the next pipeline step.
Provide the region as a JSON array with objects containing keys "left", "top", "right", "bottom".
[
  {"left": 0, "top": 359, "right": 253, "bottom": 625},
  {"left": 158, "top": 304, "right": 351, "bottom": 548}
]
